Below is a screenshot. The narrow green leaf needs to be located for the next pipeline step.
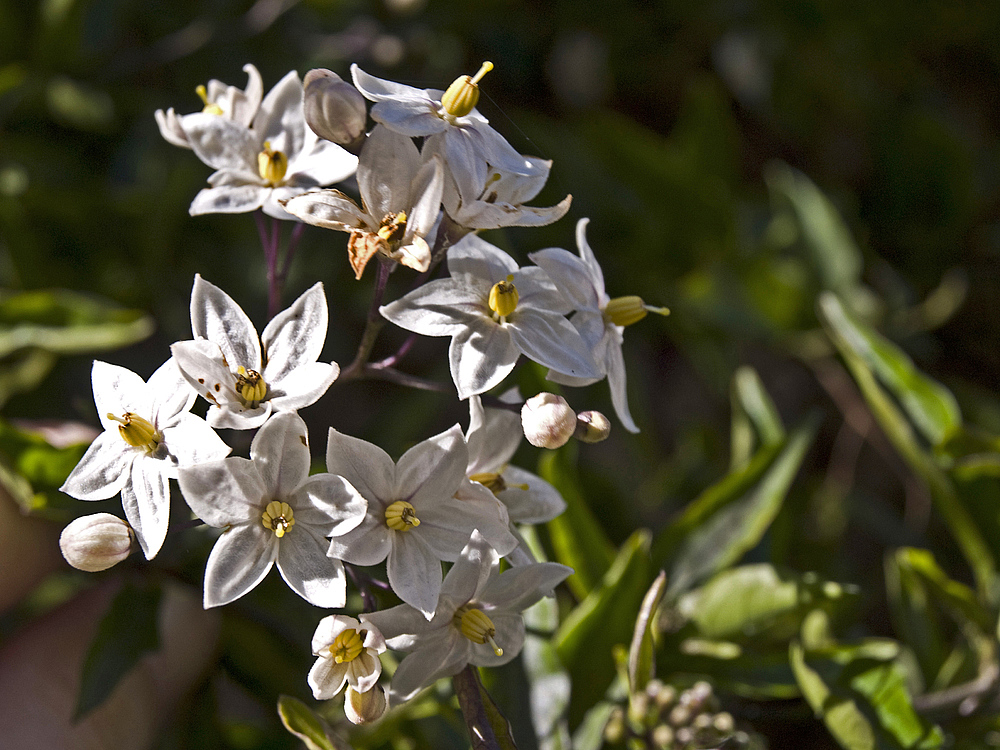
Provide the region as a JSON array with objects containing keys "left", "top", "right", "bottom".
[
  {"left": 627, "top": 570, "right": 667, "bottom": 693},
  {"left": 819, "top": 292, "right": 960, "bottom": 448},
  {"left": 733, "top": 366, "right": 785, "bottom": 449},
  {"left": 75, "top": 581, "right": 162, "bottom": 720},
  {"left": 571, "top": 702, "right": 619, "bottom": 750},
  {"left": 662, "top": 417, "right": 818, "bottom": 597},
  {"left": 539, "top": 445, "right": 616, "bottom": 600},
  {"left": 453, "top": 666, "right": 519, "bottom": 750},
  {"left": 277, "top": 695, "right": 341, "bottom": 750},
  {"left": 555, "top": 531, "right": 651, "bottom": 727}
]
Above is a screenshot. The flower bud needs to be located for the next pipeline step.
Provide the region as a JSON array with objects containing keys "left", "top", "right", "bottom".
[
  {"left": 59, "top": 513, "right": 133, "bottom": 572},
  {"left": 344, "top": 684, "right": 387, "bottom": 725},
  {"left": 303, "top": 69, "right": 368, "bottom": 150},
  {"left": 574, "top": 410, "right": 611, "bottom": 443},
  {"left": 521, "top": 393, "right": 576, "bottom": 449}
]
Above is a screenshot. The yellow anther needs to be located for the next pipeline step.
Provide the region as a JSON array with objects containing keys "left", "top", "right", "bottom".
[
  {"left": 195, "top": 85, "right": 224, "bottom": 116},
  {"left": 604, "top": 296, "right": 670, "bottom": 328},
  {"left": 257, "top": 141, "right": 288, "bottom": 185},
  {"left": 384, "top": 500, "right": 420, "bottom": 532},
  {"left": 440, "top": 61, "right": 494, "bottom": 118},
  {"left": 235, "top": 366, "right": 268, "bottom": 407},
  {"left": 469, "top": 471, "right": 529, "bottom": 495},
  {"left": 328, "top": 628, "right": 365, "bottom": 664},
  {"left": 376, "top": 211, "right": 408, "bottom": 244},
  {"left": 488, "top": 274, "right": 519, "bottom": 319},
  {"left": 106, "top": 412, "right": 161, "bottom": 452},
  {"left": 454, "top": 605, "right": 503, "bottom": 656},
  {"left": 261, "top": 500, "right": 296, "bottom": 538}
]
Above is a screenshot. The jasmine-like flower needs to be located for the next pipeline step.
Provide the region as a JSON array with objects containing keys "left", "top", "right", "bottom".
[
  {"left": 362, "top": 530, "right": 572, "bottom": 706},
  {"left": 466, "top": 392, "right": 565, "bottom": 565},
  {"left": 155, "top": 64, "right": 264, "bottom": 149},
  {"left": 180, "top": 69, "right": 358, "bottom": 219},
  {"left": 178, "top": 412, "right": 367, "bottom": 609},
  {"left": 309, "top": 615, "right": 386, "bottom": 700},
  {"left": 379, "top": 233, "right": 600, "bottom": 399},
  {"left": 60, "top": 359, "right": 231, "bottom": 559},
  {"left": 282, "top": 125, "right": 443, "bottom": 279},
  {"left": 351, "top": 63, "right": 543, "bottom": 192},
  {"left": 325, "top": 424, "right": 517, "bottom": 618},
  {"left": 530, "top": 218, "right": 669, "bottom": 433},
  {"left": 171, "top": 275, "right": 340, "bottom": 430}
]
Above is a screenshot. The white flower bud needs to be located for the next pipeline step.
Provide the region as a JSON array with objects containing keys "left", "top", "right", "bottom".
[
  {"left": 344, "top": 684, "right": 387, "bottom": 725},
  {"left": 303, "top": 69, "right": 367, "bottom": 150},
  {"left": 59, "top": 513, "right": 133, "bottom": 572},
  {"left": 574, "top": 410, "right": 611, "bottom": 443},
  {"left": 521, "top": 393, "right": 576, "bottom": 449}
]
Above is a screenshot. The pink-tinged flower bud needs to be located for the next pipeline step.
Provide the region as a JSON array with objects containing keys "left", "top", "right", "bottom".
[
  {"left": 344, "top": 684, "right": 387, "bottom": 725},
  {"left": 521, "top": 393, "right": 576, "bottom": 449},
  {"left": 574, "top": 410, "right": 611, "bottom": 443},
  {"left": 303, "top": 69, "right": 367, "bottom": 150},
  {"left": 59, "top": 513, "right": 133, "bottom": 572}
]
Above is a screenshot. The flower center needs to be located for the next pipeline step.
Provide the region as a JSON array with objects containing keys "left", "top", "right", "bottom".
[
  {"left": 453, "top": 605, "right": 503, "bottom": 656},
  {"left": 384, "top": 500, "right": 420, "bottom": 532},
  {"left": 328, "top": 628, "right": 365, "bottom": 664},
  {"left": 257, "top": 141, "right": 288, "bottom": 186},
  {"left": 440, "top": 61, "right": 493, "bottom": 118},
  {"left": 469, "top": 471, "right": 528, "bottom": 495},
  {"left": 604, "top": 296, "right": 670, "bottom": 327},
  {"left": 488, "top": 275, "right": 519, "bottom": 320},
  {"left": 235, "top": 366, "right": 268, "bottom": 408},
  {"left": 376, "top": 211, "right": 408, "bottom": 246},
  {"left": 106, "top": 412, "right": 161, "bottom": 453},
  {"left": 195, "top": 84, "right": 224, "bottom": 116},
  {"left": 261, "top": 500, "right": 295, "bottom": 538}
]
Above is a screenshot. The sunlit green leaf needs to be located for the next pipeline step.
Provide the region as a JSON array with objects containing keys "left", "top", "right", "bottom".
[
  {"left": 277, "top": 695, "right": 342, "bottom": 750},
  {"left": 627, "top": 569, "right": 666, "bottom": 694},
  {"left": 454, "top": 666, "right": 519, "bottom": 750}
]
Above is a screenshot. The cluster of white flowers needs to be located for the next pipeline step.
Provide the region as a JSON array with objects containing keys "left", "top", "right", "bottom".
[{"left": 60, "top": 60, "right": 667, "bottom": 724}]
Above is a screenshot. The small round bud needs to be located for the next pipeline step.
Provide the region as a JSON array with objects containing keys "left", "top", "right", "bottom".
[
  {"left": 344, "top": 685, "right": 387, "bottom": 725},
  {"left": 574, "top": 410, "right": 611, "bottom": 443},
  {"left": 668, "top": 704, "right": 691, "bottom": 727},
  {"left": 713, "top": 712, "right": 735, "bottom": 734},
  {"left": 59, "top": 513, "right": 133, "bottom": 572},
  {"left": 654, "top": 684, "right": 677, "bottom": 711},
  {"left": 651, "top": 724, "right": 674, "bottom": 749},
  {"left": 303, "top": 69, "right": 368, "bottom": 150},
  {"left": 602, "top": 707, "right": 626, "bottom": 743},
  {"left": 521, "top": 393, "right": 576, "bottom": 449}
]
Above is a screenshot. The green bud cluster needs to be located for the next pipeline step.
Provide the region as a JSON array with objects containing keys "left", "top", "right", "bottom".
[{"left": 602, "top": 679, "right": 765, "bottom": 750}]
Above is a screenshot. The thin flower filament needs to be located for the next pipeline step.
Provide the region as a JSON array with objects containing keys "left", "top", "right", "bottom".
[
  {"left": 384, "top": 500, "right": 420, "bottom": 532},
  {"left": 328, "top": 628, "right": 365, "bottom": 664},
  {"left": 195, "top": 85, "right": 224, "bottom": 116},
  {"left": 453, "top": 604, "right": 503, "bottom": 656},
  {"left": 257, "top": 141, "right": 288, "bottom": 185},
  {"left": 440, "top": 61, "right": 493, "bottom": 118},
  {"left": 488, "top": 275, "right": 518, "bottom": 321},
  {"left": 604, "top": 295, "right": 670, "bottom": 327},
  {"left": 235, "top": 366, "right": 268, "bottom": 408},
  {"left": 469, "top": 471, "right": 528, "bottom": 495},
  {"left": 107, "top": 412, "right": 161, "bottom": 453},
  {"left": 262, "top": 500, "right": 296, "bottom": 538}
]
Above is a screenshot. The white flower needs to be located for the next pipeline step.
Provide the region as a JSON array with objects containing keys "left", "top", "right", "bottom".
[
  {"left": 177, "top": 412, "right": 367, "bottom": 609},
  {"left": 59, "top": 359, "right": 231, "bottom": 559},
  {"left": 466, "top": 392, "right": 565, "bottom": 565},
  {"left": 362, "top": 530, "right": 572, "bottom": 706},
  {"left": 180, "top": 69, "right": 358, "bottom": 219},
  {"left": 171, "top": 275, "right": 340, "bottom": 430},
  {"left": 308, "top": 615, "right": 386, "bottom": 699},
  {"left": 155, "top": 64, "right": 264, "bottom": 149},
  {"left": 530, "top": 218, "right": 669, "bottom": 433},
  {"left": 379, "top": 233, "right": 600, "bottom": 399},
  {"left": 282, "top": 125, "right": 444, "bottom": 278},
  {"left": 325, "top": 424, "right": 517, "bottom": 618},
  {"left": 350, "top": 64, "right": 543, "bottom": 192}
]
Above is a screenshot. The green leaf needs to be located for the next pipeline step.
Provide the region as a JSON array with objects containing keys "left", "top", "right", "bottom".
[
  {"left": 571, "top": 701, "right": 619, "bottom": 750},
  {"left": 277, "top": 695, "right": 341, "bottom": 750},
  {"left": 658, "top": 416, "right": 818, "bottom": 597},
  {"left": 555, "top": 530, "right": 651, "bottom": 728},
  {"left": 732, "top": 366, "right": 786, "bottom": 465},
  {"left": 0, "top": 418, "right": 88, "bottom": 514},
  {"left": 75, "top": 580, "right": 162, "bottom": 720},
  {"left": 453, "top": 666, "right": 519, "bottom": 750},
  {"left": 819, "top": 292, "right": 960, "bottom": 448},
  {"left": 790, "top": 638, "right": 945, "bottom": 750},
  {"left": 0, "top": 289, "right": 153, "bottom": 358},
  {"left": 678, "top": 564, "right": 856, "bottom": 643},
  {"left": 627, "top": 569, "right": 667, "bottom": 693},
  {"left": 539, "top": 445, "right": 616, "bottom": 600}
]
